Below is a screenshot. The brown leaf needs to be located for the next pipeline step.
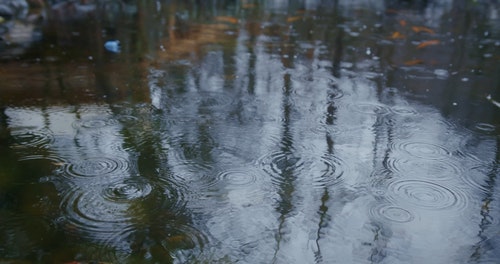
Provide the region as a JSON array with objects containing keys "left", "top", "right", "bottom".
[
  {"left": 214, "top": 16, "right": 239, "bottom": 24},
  {"left": 412, "top": 26, "right": 435, "bottom": 34},
  {"left": 286, "top": 16, "right": 302, "bottom": 23},
  {"left": 242, "top": 3, "right": 255, "bottom": 9},
  {"left": 390, "top": 31, "right": 405, "bottom": 39},
  {"left": 399, "top": 20, "right": 407, "bottom": 27},
  {"left": 404, "top": 59, "right": 424, "bottom": 66},
  {"left": 416, "top": 39, "right": 440, "bottom": 49}
]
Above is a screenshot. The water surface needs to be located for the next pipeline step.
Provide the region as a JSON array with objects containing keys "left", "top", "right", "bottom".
[{"left": 0, "top": 0, "right": 499, "bottom": 263}]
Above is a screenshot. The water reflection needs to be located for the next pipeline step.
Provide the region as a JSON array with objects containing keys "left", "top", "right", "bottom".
[{"left": 1, "top": 0, "right": 499, "bottom": 263}]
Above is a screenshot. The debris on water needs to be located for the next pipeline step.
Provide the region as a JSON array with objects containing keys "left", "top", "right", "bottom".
[
  {"left": 404, "top": 59, "right": 423, "bottom": 66},
  {"left": 434, "top": 69, "right": 449, "bottom": 79},
  {"left": 104, "top": 40, "right": 120, "bottom": 53},
  {"left": 486, "top": 94, "right": 500, "bottom": 108},
  {"left": 412, "top": 26, "right": 435, "bottom": 34},
  {"left": 416, "top": 39, "right": 440, "bottom": 49}
]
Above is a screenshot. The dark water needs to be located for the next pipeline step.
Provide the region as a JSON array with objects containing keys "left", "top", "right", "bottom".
[{"left": 1, "top": 0, "right": 499, "bottom": 263}]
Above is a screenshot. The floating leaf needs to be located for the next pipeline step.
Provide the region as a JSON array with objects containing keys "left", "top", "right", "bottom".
[
  {"left": 412, "top": 26, "right": 435, "bottom": 34},
  {"left": 215, "top": 16, "right": 239, "bottom": 24},
  {"left": 416, "top": 39, "right": 440, "bottom": 49},
  {"left": 404, "top": 59, "right": 424, "bottom": 66},
  {"left": 286, "top": 16, "right": 302, "bottom": 23},
  {"left": 399, "top": 20, "right": 407, "bottom": 27},
  {"left": 390, "top": 31, "right": 405, "bottom": 39}
]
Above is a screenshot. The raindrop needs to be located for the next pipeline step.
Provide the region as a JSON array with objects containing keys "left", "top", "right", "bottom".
[
  {"left": 390, "top": 105, "right": 418, "bottom": 115},
  {"left": 102, "top": 178, "right": 153, "bottom": 203},
  {"left": 116, "top": 114, "right": 139, "bottom": 125},
  {"left": 290, "top": 72, "right": 341, "bottom": 99},
  {"left": 348, "top": 102, "right": 391, "bottom": 115},
  {"left": 309, "top": 123, "right": 343, "bottom": 136},
  {"left": 309, "top": 155, "right": 347, "bottom": 188},
  {"left": 169, "top": 133, "right": 215, "bottom": 173},
  {"left": 257, "top": 151, "right": 305, "bottom": 184}
]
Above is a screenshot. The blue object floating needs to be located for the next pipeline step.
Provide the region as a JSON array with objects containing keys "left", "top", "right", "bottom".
[{"left": 104, "top": 40, "right": 120, "bottom": 53}]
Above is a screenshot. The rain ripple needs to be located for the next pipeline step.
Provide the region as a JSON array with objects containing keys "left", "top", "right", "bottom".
[
  {"left": 390, "top": 105, "right": 419, "bottom": 116},
  {"left": 11, "top": 128, "right": 55, "bottom": 149},
  {"left": 462, "top": 164, "right": 497, "bottom": 194},
  {"left": 102, "top": 178, "right": 153, "bottom": 203},
  {"left": 257, "top": 151, "right": 305, "bottom": 185},
  {"left": 60, "top": 187, "right": 134, "bottom": 237},
  {"left": 168, "top": 133, "right": 215, "bottom": 173},
  {"left": 369, "top": 203, "right": 416, "bottom": 223},
  {"left": 72, "top": 116, "right": 119, "bottom": 130},
  {"left": 105, "top": 223, "right": 209, "bottom": 262},
  {"left": 382, "top": 157, "right": 463, "bottom": 181},
  {"left": 309, "top": 155, "right": 347, "bottom": 188},
  {"left": 347, "top": 102, "right": 391, "bottom": 115},
  {"left": 64, "top": 156, "right": 131, "bottom": 178},
  {"left": 471, "top": 122, "right": 497, "bottom": 133},
  {"left": 385, "top": 179, "right": 468, "bottom": 211},
  {"left": 257, "top": 152, "right": 347, "bottom": 188},
  {"left": 215, "top": 167, "right": 261, "bottom": 189},
  {"left": 290, "top": 72, "right": 343, "bottom": 99},
  {"left": 390, "top": 141, "right": 452, "bottom": 160}
]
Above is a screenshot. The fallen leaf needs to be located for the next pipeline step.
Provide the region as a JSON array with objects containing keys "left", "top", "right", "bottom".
[
  {"left": 242, "top": 3, "right": 255, "bottom": 8},
  {"left": 416, "top": 39, "right": 440, "bottom": 49},
  {"left": 214, "top": 16, "right": 239, "bottom": 24},
  {"left": 399, "top": 20, "right": 407, "bottom": 27},
  {"left": 404, "top": 59, "right": 424, "bottom": 66},
  {"left": 412, "top": 26, "right": 435, "bottom": 34},
  {"left": 286, "top": 16, "right": 302, "bottom": 23},
  {"left": 390, "top": 31, "right": 405, "bottom": 39}
]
